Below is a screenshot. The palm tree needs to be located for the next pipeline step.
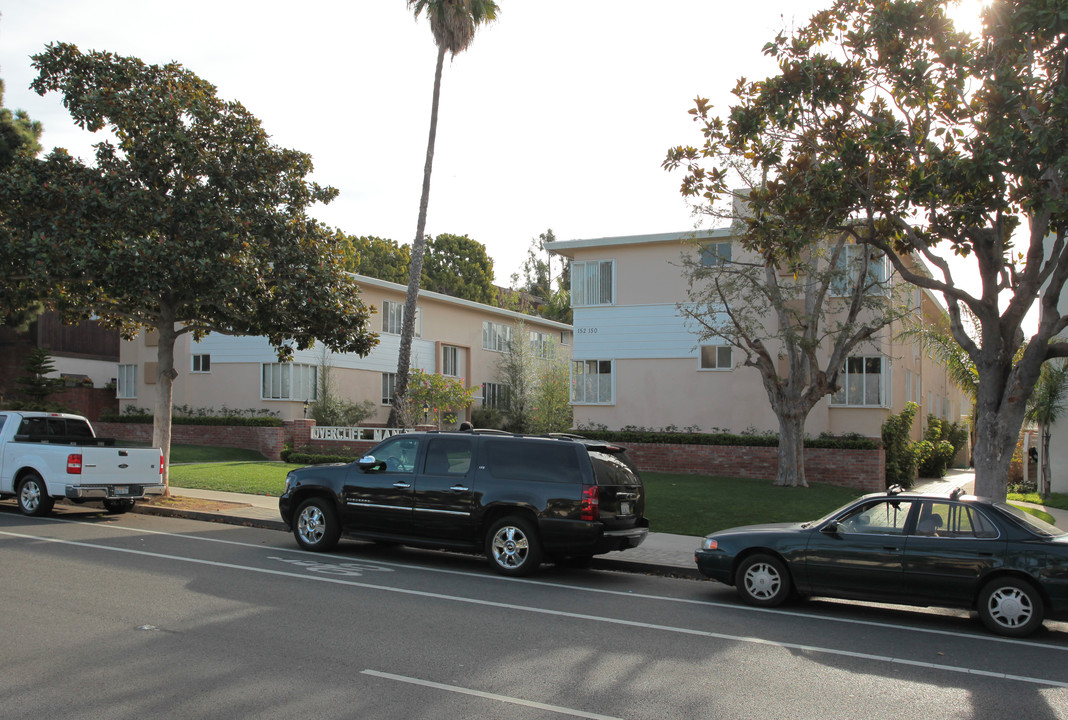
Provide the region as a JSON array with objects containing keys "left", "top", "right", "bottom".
[
  {"left": 1025, "top": 359, "right": 1068, "bottom": 498},
  {"left": 389, "top": 0, "right": 499, "bottom": 427}
]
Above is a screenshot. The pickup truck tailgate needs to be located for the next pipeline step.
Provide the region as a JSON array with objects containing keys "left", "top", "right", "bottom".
[{"left": 64, "top": 446, "right": 164, "bottom": 499}]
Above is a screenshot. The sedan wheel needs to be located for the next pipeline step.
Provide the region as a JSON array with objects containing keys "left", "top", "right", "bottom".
[
  {"left": 978, "top": 578, "right": 1044, "bottom": 637},
  {"left": 294, "top": 498, "right": 341, "bottom": 552},
  {"left": 736, "top": 553, "right": 791, "bottom": 607},
  {"left": 486, "top": 516, "right": 542, "bottom": 577}
]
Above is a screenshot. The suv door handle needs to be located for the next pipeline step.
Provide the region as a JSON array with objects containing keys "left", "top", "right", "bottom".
[
  {"left": 450, "top": 485, "right": 469, "bottom": 492},
  {"left": 393, "top": 481, "right": 411, "bottom": 489}
]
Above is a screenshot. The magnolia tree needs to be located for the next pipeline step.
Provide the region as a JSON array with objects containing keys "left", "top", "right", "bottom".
[
  {"left": 0, "top": 44, "right": 378, "bottom": 489},
  {"left": 665, "top": 0, "right": 1068, "bottom": 501}
]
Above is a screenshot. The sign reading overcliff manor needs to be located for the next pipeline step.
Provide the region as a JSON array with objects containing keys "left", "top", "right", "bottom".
[{"left": 311, "top": 427, "right": 407, "bottom": 442}]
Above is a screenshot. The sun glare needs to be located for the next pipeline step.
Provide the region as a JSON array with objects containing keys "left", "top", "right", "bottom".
[{"left": 946, "top": 0, "right": 991, "bottom": 35}]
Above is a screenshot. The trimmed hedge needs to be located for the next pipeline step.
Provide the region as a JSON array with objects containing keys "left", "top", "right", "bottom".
[
  {"left": 100, "top": 413, "right": 283, "bottom": 427},
  {"left": 576, "top": 430, "right": 879, "bottom": 450},
  {"left": 283, "top": 450, "right": 359, "bottom": 465}
]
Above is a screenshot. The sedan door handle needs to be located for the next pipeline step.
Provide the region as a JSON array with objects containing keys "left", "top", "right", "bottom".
[
  {"left": 883, "top": 547, "right": 901, "bottom": 552},
  {"left": 450, "top": 485, "right": 469, "bottom": 492},
  {"left": 393, "top": 481, "right": 412, "bottom": 489}
]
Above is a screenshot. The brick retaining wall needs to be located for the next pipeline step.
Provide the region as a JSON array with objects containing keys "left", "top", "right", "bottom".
[{"left": 94, "top": 420, "right": 885, "bottom": 491}]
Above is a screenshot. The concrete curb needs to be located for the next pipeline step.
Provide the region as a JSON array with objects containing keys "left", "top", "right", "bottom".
[{"left": 130, "top": 504, "right": 288, "bottom": 532}]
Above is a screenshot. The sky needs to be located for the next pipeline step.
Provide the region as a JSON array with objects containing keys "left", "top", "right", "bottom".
[{"left": 1, "top": 0, "right": 989, "bottom": 288}]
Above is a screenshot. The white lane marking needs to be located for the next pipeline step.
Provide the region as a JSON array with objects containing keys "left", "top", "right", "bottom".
[
  {"left": 3, "top": 528, "right": 1068, "bottom": 689},
  {"left": 361, "top": 670, "right": 623, "bottom": 720},
  {"left": 14, "top": 514, "right": 1068, "bottom": 651}
]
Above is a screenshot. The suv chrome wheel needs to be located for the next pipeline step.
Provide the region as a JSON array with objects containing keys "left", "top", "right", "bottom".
[
  {"left": 486, "top": 516, "right": 542, "bottom": 577},
  {"left": 294, "top": 498, "right": 341, "bottom": 552}
]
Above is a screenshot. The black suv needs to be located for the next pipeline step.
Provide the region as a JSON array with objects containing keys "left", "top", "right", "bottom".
[{"left": 278, "top": 431, "right": 649, "bottom": 576}]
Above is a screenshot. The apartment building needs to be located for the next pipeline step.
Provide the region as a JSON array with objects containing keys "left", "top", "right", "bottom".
[
  {"left": 547, "top": 229, "right": 969, "bottom": 441},
  {"left": 117, "top": 274, "right": 572, "bottom": 423}
]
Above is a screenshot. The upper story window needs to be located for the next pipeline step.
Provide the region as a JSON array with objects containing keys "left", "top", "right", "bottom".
[
  {"left": 700, "top": 241, "right": 732, "bottom": 267},
  {"left": 831, "top": 244, "right": 889, "bottom": 296},
  {"left": 382, "top": 372, "right": 396, "bottom": 406},
  {"left": 191, "top": 354, "right": 211, "bottom": 373},
  {"left": 483, "top": 321, "right": 513, "bottom": 352},
  {"left": 560, "top": 331, "right": 571, "bottom": 346},
  {"left": 571, "top": 260, "right": 614, "bottom": 307},
  {"left": 117, "top": 364, "right": 137, "bottom": 399},
  {"left": 831, "top": 355, "right": 886, "bottom": 407},
  {"left": 382, "top": 300, "right": 421, "bottom": 337},
  {"left": 262, "top": 363, "right": 317, "bottom": 401},
  {"left": 530, "top": 330, "right": 552, "bottom": 359},
  {"left": 699, "top": 344, "right": 732, "bottom": 370}
]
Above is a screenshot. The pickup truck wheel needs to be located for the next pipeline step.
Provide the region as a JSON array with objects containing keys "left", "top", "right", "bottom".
[
  {"left": 103, "top": 499, "right": 135, "bottom": 514},
  {"left": 17, "top": 473, "right": 54, "bottom": 517},
  {"left": 294, "top": 498, "right": 341, "bottom": 552},
  {"left": 486, "top": 516, "right": 542, "bottom": 577}
]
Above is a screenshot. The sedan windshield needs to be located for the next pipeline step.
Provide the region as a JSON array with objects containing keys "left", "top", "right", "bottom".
[{"left": 995, "top": 502, "right": 1067, "bottom": 538}]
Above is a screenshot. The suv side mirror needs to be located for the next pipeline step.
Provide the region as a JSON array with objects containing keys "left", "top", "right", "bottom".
[{"left": 358, "top": 455, "right": 381, "bottom": 472}]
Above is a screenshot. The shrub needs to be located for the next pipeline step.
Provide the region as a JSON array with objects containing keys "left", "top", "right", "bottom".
[{"left": 882, "top": 401, "right": 918, "bottom": 488}]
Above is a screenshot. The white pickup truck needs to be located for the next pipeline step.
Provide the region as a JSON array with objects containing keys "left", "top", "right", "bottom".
[{"left": 0, "top": 411, "right": 165, "bottom": 516}]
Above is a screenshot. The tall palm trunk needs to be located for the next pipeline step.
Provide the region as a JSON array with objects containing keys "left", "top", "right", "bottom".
[{"left": 388, "top": 44, "right": 446, "bottom": 427}]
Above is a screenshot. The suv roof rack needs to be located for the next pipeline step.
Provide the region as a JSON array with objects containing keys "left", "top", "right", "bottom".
[{"left": 887, "top": 484, "right": 906, "bottom": 496}]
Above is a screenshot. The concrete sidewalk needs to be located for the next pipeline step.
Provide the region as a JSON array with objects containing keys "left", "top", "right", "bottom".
[{"left": 129, "top": 468, "right": 1068, "bottom": 580}]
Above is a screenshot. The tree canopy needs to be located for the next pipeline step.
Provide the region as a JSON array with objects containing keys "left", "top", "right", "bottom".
[
  {"left": 665, "top": 0, "right": 1068, "bottom": 501},
  {"left": 422, "top": 232, "right": 496, "bottom": 304},
  {"left": 0, "top": 43, "right": 378, "bottom": 486},
  {"left": 339, "top": 233, "right": 412, "bottom": 284}
]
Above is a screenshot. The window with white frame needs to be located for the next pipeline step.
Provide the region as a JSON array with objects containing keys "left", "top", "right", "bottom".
[
  {"left": 904, "top": 370, "right": 912, "bottom": 404},
  {"left": 571, "top": 359, "right": 614, "bottom": 404},
  {"left": 699, "top": 344, "right": 732, "bottom": 370},
  {"left": 117, "top": 364, "right": 137, "bottom": 399},
  {"left": 442, "top": 346, "right": 461, "bottom": 377},
  {"left": 382, "top": 372, "right": 396, "bottom": 406},
  {"left": 832, "top": 356, "right": 886, "bottom": 407},
  {"left": 483, "top": 321, "right": 513, "bottom": 352},
  {"left": 382, "top": 300, "right": 421, "bottom": 337},
  {"left": 700, "top": 241, "right": 732, "bottom": 267},
  {"left": 831, "top": 244, "right": 889, "bottom": 296},
  {"left": 482, "top": 382, "right": 509, "bottom": 409},
  {"left": 261, "top": 363, "right": 317, "bottom": 401},
  {"left": 560, "top": 331, "right": 571, "bottom": 346},
  {"left": 530, "top": 330, "right": 552, "bottom": 359},
  {"left": 191, "top": 354, "right": 211, "bottom": 373},
  {"left": 571, "top": 260, "right": 614, "bottom": 307}
]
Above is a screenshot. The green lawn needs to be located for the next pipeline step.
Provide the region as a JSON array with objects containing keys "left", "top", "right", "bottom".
[
  {"left": 1007, "top": 491, "right": 1068, "bottom": 512},
  {"left": 166, "top": 454, "right": 865, "bottom": 535}
]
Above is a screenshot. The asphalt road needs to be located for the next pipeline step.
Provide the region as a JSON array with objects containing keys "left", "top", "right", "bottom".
[{"left": 4, "top": 504, "right": 1068, "bottom": 720}]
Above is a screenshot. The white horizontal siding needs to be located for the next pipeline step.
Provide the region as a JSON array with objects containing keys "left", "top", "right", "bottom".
[
  {"left": 571, "top": 304, "right": 720, "bottom": 360},
  {"left": 192, "top": 334, "right": 435, "bottom": 373}
]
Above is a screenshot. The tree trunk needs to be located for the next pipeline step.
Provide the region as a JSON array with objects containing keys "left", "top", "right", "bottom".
[
  {"left": 152, "top": 311, "right": 178, "bottom": 495},
  {"left": 970, "top": 378, "right": 1026, "bottom": 500},
  {"left": 388, "top": 44, "right": 447, "bottom": 428},
  {"left": 774, "top": 411, "right": 808, "bottom": 487},
  {"left": 1042, "top": 425, "right": 1052, "bottom": 499}
]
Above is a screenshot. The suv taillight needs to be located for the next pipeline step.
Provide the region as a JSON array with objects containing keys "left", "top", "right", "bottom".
[
  {"left": 580, "top": 484, "right": 599, "bottom": 521},
  {"left": 67, "top": 453, "right": 83, "bottom": 475}
]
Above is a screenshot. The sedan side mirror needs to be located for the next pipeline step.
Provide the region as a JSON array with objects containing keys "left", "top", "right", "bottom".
[{"left": 821, "top": 521, "right": 839, "bottom": 536}]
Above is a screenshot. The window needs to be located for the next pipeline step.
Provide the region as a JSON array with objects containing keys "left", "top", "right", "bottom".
[
  {"left": 382, "top": 373, "right": 397, "bottom": 406},
  {"left": 699, "top": 344, "right": 732, "bottom": 370},
  {"left": 483, "top": 321, "right": 513, "bottom": 352},
  {"left": 382, "top": 300, "right": 421, "bottom": 337},
  {"left": 442, "top": 346, "right": 460, "bottom": 377},
  {"left": 571, "top": 260, "right": 614, "bottom": 306},
  {"left": 191, "top": 354, "right": 211, "bottom": 373},
  {"left": 904, "top": 369, "right": 912, "bottom": 404},
  {"left": 832, "top": 356, "right": 885, "bottom": 407},
  {"left": 915, "top": 502, "right": 999, "bottom": 539},
  {"left": 483, "top": 439, "right": 582, "bottom": 484},
  {"left": 560, "top": 331, "right": 571, "bottom": 346},
  {"left": 530, "top": 330, "right": 552, "bottom": 359},
  {"left": 831, "top": 244, "right": 889, "bottom": 296},
  {"left": 262, "top": 363, "right": 317, "bottom": 401},
  {"left": 571, "top": 359, "right": 613, "bottom": 404},
  {"left": 374, "top": 434, "right": 420, "bottom": 473},
  {"left": 423, "top": 437, "right": 473, "bottom": 475},
  {"left": 117, "top": 364, "right": 137, "bottom": 399},
  {"left": 837, "top": 500, "right": 914, "bottom": 535},
  {"left": 482, "top": 382, "right": 509, "bottom": 409},
  {"left": 700, "top": 241, "right": 732, "bottom": 267}
]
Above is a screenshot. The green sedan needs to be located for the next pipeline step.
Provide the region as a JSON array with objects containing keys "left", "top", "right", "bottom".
[{"left": 694, "top": 486, "right": 1068, "bottom": 637}]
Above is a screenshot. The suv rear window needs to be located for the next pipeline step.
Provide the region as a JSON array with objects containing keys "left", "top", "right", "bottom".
[
  {"left": 483, "top": 439, "right": 583, "bottom": 484},
  {"left": 589, "top": 451, "right": 642, "bottom": 486}
]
